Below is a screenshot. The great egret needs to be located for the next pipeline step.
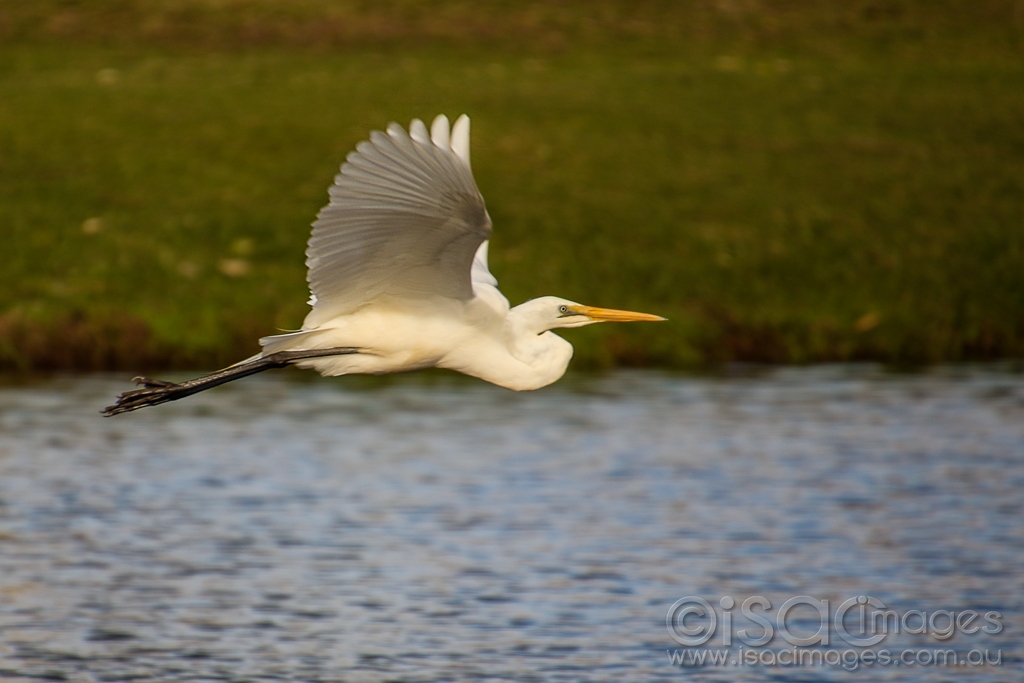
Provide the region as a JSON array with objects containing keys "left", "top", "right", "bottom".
[{"left": 104, "top": 115, "right": 664, "bottom": 416}]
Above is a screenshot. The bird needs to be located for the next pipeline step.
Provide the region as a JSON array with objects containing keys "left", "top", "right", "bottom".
[{"left": 103, "top": 115, "right": 664, "bottom": 416}]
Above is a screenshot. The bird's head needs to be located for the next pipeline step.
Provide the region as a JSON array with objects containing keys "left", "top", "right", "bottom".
[{"left": 518, "top": 296, "right": 666, "bottom": 333}]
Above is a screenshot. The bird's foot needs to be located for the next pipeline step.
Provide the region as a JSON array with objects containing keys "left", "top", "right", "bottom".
[
  {"left": 131, "top": 376, "right": 180, "bottom": 389},
  {"left": 102, "top": 377, "right": 182, "bottom": 416}
]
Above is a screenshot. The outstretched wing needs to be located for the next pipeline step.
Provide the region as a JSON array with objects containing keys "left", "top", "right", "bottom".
[{"left": 304, "top": 115, "right": 494, "bottom": 325}]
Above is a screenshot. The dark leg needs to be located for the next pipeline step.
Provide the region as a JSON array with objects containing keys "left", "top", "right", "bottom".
[{"left": 102, "top": 347, "right": 358, "bottom": 416}]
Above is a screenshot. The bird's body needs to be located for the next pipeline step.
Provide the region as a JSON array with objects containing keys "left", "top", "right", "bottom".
[
  {"left": 104, "top": 115, "right": 662, "bottom": 415},
  {"left": 267, "top": 294, "right": 574, "bottom": 391}
]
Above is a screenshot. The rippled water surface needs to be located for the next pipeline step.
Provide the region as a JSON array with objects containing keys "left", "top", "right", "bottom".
[{"left": 0, "top": 367, "right": 1022, "bottom": 681}]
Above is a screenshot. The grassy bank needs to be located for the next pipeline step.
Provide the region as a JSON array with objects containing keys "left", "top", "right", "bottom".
[{"left": 2, "top": 2, "right": 1023, "bottom": 372}]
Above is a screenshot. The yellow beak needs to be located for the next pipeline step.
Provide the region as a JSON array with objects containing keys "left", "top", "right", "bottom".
[{"left": 570, "top": 305, "right": 666, "bottom": 323}]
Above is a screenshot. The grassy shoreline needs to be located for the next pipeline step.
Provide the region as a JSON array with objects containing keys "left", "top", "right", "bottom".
[{"left": 2, "top": 3, "right": 1023, "bottom": 372}]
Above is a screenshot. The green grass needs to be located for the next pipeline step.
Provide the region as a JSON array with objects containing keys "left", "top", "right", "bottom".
[{"left": 2, "top": 2, "right": 1023, "bottom": 371}]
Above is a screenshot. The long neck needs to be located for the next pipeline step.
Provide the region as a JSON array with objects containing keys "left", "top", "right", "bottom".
[
  {"left": 499, "top": 308, "right": 575, "bottom": 391},
  {"left": 441, "top": 301, "right": 575, "bottom": 391}
]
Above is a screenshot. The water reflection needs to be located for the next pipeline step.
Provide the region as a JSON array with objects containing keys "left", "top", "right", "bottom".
[{"left": 0, "top": 367, "right": 1021, "bottom": 681}]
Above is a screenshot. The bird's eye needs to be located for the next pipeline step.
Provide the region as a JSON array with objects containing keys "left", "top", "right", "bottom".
[{"left": 558, "top": 305, "right": 569, "bottom": 315}]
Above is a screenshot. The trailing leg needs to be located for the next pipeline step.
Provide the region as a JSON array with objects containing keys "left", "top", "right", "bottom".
[{"left": 102, "top": 347, "right": 358, "bottom": 416}]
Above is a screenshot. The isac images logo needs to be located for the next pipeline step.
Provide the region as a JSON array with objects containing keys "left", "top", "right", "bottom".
[{"left": 665, "top": 595, "right": 1003, "bottom": 672}]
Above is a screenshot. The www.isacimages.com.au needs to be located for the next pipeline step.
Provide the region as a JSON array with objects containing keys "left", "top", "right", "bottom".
[{"left": 667, "top": 646, "right": 1002, "bottom": 672}]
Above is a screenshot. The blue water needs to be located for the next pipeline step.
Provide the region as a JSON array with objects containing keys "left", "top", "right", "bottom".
[{"left": 0, "top": 366, "right": 1021, "bottom": 681}]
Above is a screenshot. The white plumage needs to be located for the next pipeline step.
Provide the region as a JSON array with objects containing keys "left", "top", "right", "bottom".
[{"left": 105, "top": 115, "right": 663, "bottom": 415}]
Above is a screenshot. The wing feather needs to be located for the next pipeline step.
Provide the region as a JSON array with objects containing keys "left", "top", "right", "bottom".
[
  {"left": 430, "top": 115, "right": 450, "bottom": 149},
  {"left": 304, "top": 115, "right": 494, "bottom": 325},
  {"left": 409, "top": 118, "right": 430, "bottom": 144},
  {"left": 451, "top": 115, "right": 471, "bottom": 167}
]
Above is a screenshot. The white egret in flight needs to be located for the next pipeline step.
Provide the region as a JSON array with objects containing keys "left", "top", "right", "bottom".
[{"left": 104, "top": 115, "right": 664, "bottom": 415}]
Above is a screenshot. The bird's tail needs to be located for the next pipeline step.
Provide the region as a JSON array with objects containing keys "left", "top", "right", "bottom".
[{"left": 102, "top": 347, "right": 358, "bottom": 416}]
